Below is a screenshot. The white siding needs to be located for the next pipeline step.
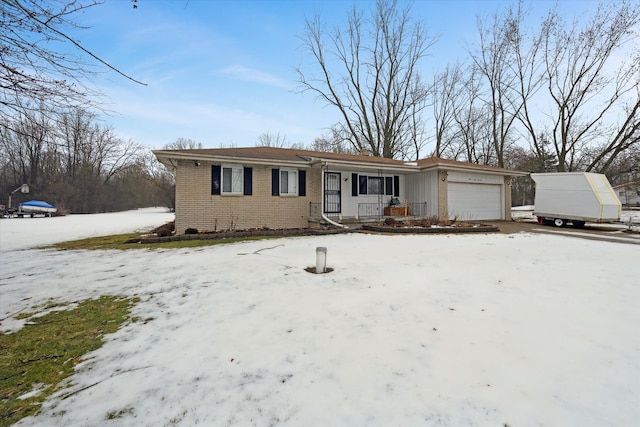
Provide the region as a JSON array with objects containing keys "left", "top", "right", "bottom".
[
  {"left": 326, "top": 169, "right": 404, "bottom": 218},
  {"left": 405, "top": 171, "right": 438, "bottom": 217}
]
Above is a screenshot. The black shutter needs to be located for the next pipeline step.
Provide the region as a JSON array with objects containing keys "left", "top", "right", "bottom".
[
  {"left": 211, "top": 165, "right": 221, "bottom": 195},
  {"left": 271, "top": 168, "right": 280, "bottom": 196},
  {"left": 385, "top": 177, "right": 393, "bottom": 195},
  {"left": 393, "top": 175, "right": 400, "bottom": 197},
  {"left": 352, "top": 173, "right": 358, "bottom": 196},
  {"left": 359, "top": 175, "right": 368, "bottom": 195},
  {"left": 243, "top": 167, "right": 252, "bottom": 195},
  {"left": 298, "top": 170, "right": 306, "bottom": 196}
]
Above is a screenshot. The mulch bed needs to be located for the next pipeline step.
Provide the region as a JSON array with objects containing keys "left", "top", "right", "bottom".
[
  {"left": 140, "top": 226, "right": 349, "bottom": 244},
  {"left": 361, "top": 218, "right": 499, "bottom": 234},
  {"left": 138, "top": 218, "right": 500, "bottom": 244},
  {"left": 360, "top": 223, "right": 499, "bottom": 234}
]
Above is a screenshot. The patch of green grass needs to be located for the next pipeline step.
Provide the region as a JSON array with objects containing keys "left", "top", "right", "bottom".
[
  {"left": 0, "top": 296, "right": 138, "bottom": 427},
  {"left": 44, "top": 233, "right": 279, "bottom": 251}
]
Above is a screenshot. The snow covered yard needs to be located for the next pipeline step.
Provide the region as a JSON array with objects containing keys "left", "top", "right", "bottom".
[{"left": 1, "top": 209, "right": 639, "bottom": 426}]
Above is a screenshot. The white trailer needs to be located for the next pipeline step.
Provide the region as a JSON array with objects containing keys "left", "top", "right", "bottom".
[{"left": 531, "top": 172, "right": 621, "bottom": 227}]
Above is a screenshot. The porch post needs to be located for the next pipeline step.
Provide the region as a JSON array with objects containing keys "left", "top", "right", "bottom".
[
  {"left": 504, "top": 176, "right": 512, "bottom": 221},
  {"left": 437, "top": 170, "right": 448, "bottom": 220}
]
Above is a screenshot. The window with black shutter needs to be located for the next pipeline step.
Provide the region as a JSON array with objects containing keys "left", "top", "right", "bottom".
[
  {"left": 211, "top": 165, "right": 221, "bottom": 195},
  {"left": 243, "top": 167, "right": 252, "bottom": 196},
  {"left": 385, "top": 177, "right": 393, "bottom": 195},
  {"left": 272, "top": 168, "right": 280, "bottom": 196},
  {"left": 298, "top": 170, "right": 306, "bottom": 196},
  {"left": 352, "top": 173, "right": 358, "bottom": 196},
  {"left": 359, "top": 175, "right": 368, "bottom": 195}
]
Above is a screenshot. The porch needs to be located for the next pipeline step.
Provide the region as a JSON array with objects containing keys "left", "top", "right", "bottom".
[{"left": 309, "top": 201, "right": 429, "bottom": 224}]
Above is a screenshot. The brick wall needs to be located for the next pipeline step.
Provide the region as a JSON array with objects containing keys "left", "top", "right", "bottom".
[{"left": 175, "top": 160, "right": 321, "bottom": 234}]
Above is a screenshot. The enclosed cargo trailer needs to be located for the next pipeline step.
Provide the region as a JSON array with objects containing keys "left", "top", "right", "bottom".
[{"left": 531, "top": 172, "right": 621, "bottom": 227}]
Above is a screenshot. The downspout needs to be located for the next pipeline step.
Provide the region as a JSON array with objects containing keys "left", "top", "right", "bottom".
[{"left": 320, "top": 162, "right": 348, "bottom": 229}]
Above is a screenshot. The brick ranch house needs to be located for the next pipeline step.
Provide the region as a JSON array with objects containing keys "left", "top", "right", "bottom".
[{"left": 153, "top": 147, "right": 528, "bottom": 234}]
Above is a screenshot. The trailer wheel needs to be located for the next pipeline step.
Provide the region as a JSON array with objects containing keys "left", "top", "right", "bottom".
[
  {"left": 553, "top": 218, "right": 565, "bottom": 227},
  {"left": 572, "top": 220, "right": 585, "bottom": 228}
]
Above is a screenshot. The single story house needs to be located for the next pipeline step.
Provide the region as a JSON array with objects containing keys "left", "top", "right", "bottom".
[{"left": 153, "top": 147, "right": 528, "bottom": 234}]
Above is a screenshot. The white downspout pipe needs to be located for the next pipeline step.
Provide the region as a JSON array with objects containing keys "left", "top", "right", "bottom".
[{"left": 320, "top": 162, "right": 348, "bottom": 229}]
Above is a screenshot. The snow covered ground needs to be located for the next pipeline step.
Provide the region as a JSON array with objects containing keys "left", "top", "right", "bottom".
[{"left": 1, "top": 208, "right": 639, "bottom": 426}]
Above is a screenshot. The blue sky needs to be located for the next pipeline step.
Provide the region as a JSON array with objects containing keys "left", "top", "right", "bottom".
[{"left": 71, "top": 0, "right": 599, "bottom": 150}]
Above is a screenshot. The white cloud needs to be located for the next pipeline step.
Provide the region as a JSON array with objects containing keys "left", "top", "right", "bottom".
[{"left": 220, "top": 64, "right": 292, "bottom": 89}]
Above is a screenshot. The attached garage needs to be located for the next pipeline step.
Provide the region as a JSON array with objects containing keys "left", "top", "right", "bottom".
[
  {"left": 444, "top": 171, "right": 507, "bottom": 220},
  {"left": 448, "top": 183, "right": 503, "bottom": 220}
]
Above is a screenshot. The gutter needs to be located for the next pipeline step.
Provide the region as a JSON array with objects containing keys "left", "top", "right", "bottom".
[
  {"left": 152, "top": 150, "right": 309, "bottom": 168},
  {"left": 320, "top": 162, "right": 348, "bottom": 229}
]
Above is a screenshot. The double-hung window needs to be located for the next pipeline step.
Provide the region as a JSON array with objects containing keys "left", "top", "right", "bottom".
[
  {"left": 212, "top": 164, "right": 252, "bottom": 195},
  {"left": 279, "top": 169, "right": 298, "bottom": 195},
  {"left": 367, "top": 177, "right": 384, "bottom": 195},
  {"left": 222, "top": 165, "right": 243, "bottom": 194}
]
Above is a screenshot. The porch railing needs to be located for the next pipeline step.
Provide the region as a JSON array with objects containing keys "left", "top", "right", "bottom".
[
  {"left": 310, "top": 201, "right": 429, "bottom": 221},
  {"left": 410, "top": 202, "right": 428, "bottom": 217},
  {"left": 357, "top": 203, "right": 383, "bottom": 219}
]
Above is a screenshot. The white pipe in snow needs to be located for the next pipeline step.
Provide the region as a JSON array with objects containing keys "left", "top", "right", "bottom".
[{"left": 315, "top": 247, "right": 327, "bottom": 273}]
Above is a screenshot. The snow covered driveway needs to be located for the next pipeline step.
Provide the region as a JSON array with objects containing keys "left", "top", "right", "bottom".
[{"left": 1, "top": 210, "right": 639, "bottom": 426}]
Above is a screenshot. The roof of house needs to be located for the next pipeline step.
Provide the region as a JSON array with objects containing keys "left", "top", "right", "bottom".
[
  {"left": 612, "top": 180, "right": 640, "bottom": 190},
  {"left": 153, "top": 146, "right": 527, "bottom": 176}
]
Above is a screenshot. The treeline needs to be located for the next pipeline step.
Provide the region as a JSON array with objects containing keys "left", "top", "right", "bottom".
[
  {"left": 0, "top": 108, "right": 174, "bottom": 213},
  {"left": 296, "top": 1, "right": 640, "bottom": 192}
]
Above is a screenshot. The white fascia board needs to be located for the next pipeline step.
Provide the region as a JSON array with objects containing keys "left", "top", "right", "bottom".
[
  {"left": 420, "top": 162, "right": 527, "bottom": 177},
  {"left": 152, "top": 151, "right": 309, "bottom": 168},
  {"left": 312, "top": 158, "right": 417, "bottom": 174}
]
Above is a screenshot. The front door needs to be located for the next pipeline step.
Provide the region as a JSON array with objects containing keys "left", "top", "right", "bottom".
[{"left": 324, "top": 172, "right": 341, "bottom": 213}]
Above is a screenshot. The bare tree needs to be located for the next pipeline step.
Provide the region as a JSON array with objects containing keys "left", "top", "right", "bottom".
[
  {"left": 0, "top": 0, "right": 144, "bottom": 130},
  {"left": 584, "top": 88, "right": 640, "bottom": 173},
  {"left": 0, "top": 106, "right": 148, "bottom": 212},
  {"left": 55, "top": 108, "right": 141, "bottom": 211},
  {"left": 469, "top": 4, "right": 531, "bottom": 167},
  {"left": 164, "top": 138, "right": 203, "bottom": 150},
  {"left": 309, "top": 124, "right": 355, "bottom": 154},
  {"left": 257, "top": 131, "right": 289, "bottom": 148},
  {"left": 538, "top": 1, "right": 640, "bottom": 172},
  {"left": 296, "top": 0, "right": 436, "bottom": 159},
  {"left": 430, "top": 63, "right": 464, "bottom": 157},
  {"left": 139, "top": 148, "right": 175, "bottom": 210},
  {"left": 0, "top": 107, "right": 52, "bottom": 186},
  {"left": 447, "top": 67, "right": 496, "bottom": 165}
]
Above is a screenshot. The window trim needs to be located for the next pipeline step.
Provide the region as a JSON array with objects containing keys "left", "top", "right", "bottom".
[
  {"left": 279, "top": 168, "right": 299, "bottom": 196},
  {"left": 221, "top": 164, "right": 243, "bottom": 195}
]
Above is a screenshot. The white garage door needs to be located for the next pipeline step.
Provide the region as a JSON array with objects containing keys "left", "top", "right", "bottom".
[{"left": 448, "top": 183, "right": 503, "bottom": 220}]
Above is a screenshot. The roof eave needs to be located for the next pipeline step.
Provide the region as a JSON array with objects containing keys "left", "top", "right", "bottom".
[
  {"left": 419, "top": 161, "right": 528, "bottom": 176},
  {"left": 152, "top": 150, "right": 310, "bottom": 167},
  {"left": 309, "top": 157, "right": 417, "bottom": 173},
  {"left": 152, "top": 150, "right": 527, "bottom": 176}
]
